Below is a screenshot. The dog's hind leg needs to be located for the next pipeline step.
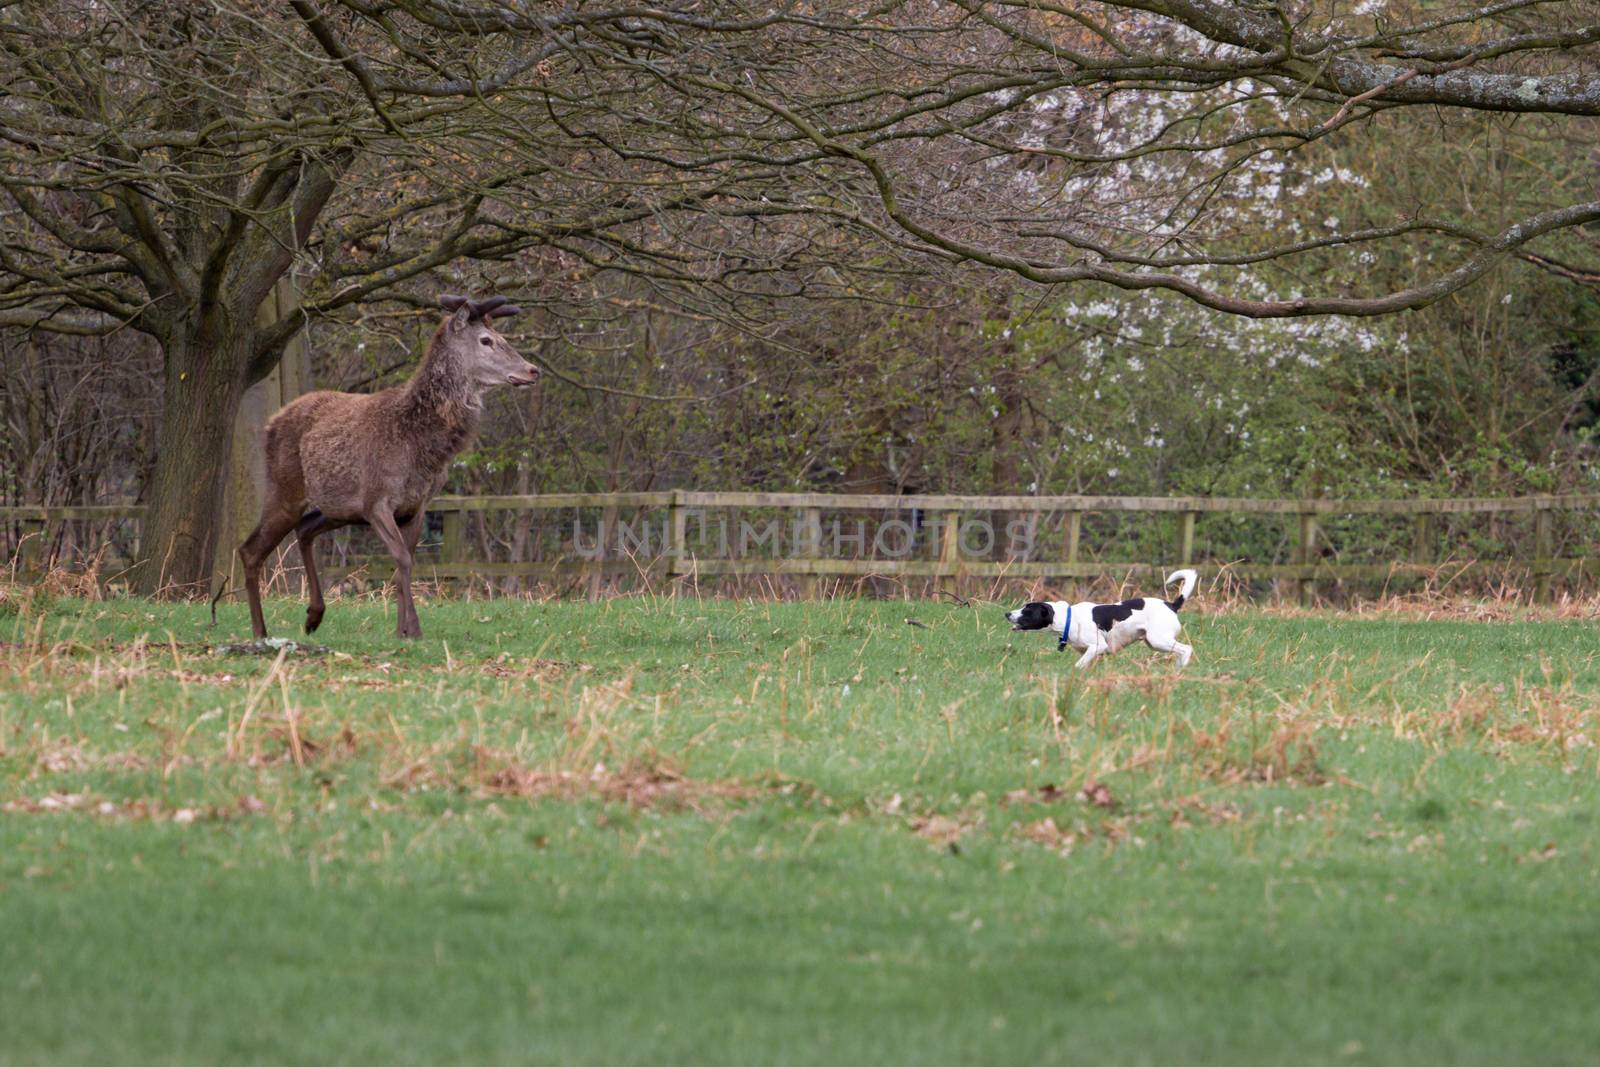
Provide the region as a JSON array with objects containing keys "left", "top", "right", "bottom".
[{"left": 1145, "top": 631, "right": 1193, "bottom": 669}]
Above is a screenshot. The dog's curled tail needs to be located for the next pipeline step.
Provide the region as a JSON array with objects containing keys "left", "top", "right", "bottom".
[{"left": 1164, "top": 568, "right": 1198, "bottom": 611}]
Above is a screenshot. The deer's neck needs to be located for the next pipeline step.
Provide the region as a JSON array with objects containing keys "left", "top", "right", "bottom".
[{"left": 401, "top": 349, "right": 484, "bottom": 465}]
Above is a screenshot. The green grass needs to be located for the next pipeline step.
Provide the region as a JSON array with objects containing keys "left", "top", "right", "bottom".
[{"left": 3, "top": 593, "right": 1599, "bottom": 1066}]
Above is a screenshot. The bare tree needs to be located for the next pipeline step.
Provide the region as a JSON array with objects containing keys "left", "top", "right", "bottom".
[
  {"left": 418, "top": 0, "right": 1600, "bottom": 314},
  {"left": 2, "top": 3, "right": 370, "bottom": 591},
  {"left": 0, "top": 1, "right": 736, "bottom": 593}
]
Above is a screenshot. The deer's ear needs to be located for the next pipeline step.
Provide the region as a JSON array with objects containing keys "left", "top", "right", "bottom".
[{"left": 448, "top": 305, "right": 473, "bottom": 331}]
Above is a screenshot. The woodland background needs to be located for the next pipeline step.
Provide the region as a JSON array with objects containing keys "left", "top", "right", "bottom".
[{"left": 3, "top": 1, "right": 1599, "bottom": 590}]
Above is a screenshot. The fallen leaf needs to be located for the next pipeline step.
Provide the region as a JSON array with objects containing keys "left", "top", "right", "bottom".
[{"left": 1079, "top": 780, "right": 1117, "bottom": 809}]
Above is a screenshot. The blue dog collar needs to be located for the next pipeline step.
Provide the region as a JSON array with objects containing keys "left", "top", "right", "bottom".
[{"left": 1058, "top": 605, "right": 1073, "bottom": 651}]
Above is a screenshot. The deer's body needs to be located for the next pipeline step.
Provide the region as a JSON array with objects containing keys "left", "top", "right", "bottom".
[
  {"left": 267, "top": 380, "right": 475, "bottom": 525},
  {"left": 233, "top": 297, "right": 536, "bottom": 639}
]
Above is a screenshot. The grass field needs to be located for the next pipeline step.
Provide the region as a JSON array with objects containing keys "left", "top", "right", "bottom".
[{"left": 3, "top": 589, "right": 1599, "bottom": 1066}]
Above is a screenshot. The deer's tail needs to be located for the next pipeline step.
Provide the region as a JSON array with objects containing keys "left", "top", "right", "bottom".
[{"left": 209, "top": 575, "right": 231, "bottom": 626}]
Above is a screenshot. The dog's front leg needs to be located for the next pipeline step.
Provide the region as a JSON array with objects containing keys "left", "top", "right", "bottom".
[{"left": 1073, "top": 644, "right": 1100, "bottom": 670}]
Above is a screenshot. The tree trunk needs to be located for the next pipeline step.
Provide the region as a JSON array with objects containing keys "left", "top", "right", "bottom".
[
  {"left": 135, "top": 324, "right": 251, "bottom": 597},
  {"left": 211, "top": 280, "right": 313, "bottom": 601}
]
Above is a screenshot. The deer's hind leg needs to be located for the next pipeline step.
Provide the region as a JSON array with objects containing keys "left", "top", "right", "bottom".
[
  {"left": 295, "top": 510, "right": 355, "bottom": 634},
  {"left": 239, "top": 502, "right": 301, "bottom": 639}
]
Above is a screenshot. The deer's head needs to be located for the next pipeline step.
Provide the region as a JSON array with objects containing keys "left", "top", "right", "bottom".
[{"left": 439, "top": 295, "right": 540, "bottom": 390}]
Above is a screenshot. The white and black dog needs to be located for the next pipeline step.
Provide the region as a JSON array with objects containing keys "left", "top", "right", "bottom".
[{"left": 1006, "top": 569, "right": 1198, "bottom": 670}]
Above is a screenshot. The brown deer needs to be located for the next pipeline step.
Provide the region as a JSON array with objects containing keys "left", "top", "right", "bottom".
[{"left": 232, "top": 295, "right": 538, "bottom": 640}]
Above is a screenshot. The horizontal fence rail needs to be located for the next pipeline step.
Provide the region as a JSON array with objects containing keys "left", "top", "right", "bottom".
[{"left": 4, "top": 492, "right": 1598, "bottom": 602}]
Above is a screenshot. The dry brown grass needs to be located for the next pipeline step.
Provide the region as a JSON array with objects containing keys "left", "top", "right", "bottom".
[
  {"left": 360, "top": 671, "right": 761, "bottom": 814},
  {"left": 2, "top": 790, "right": 266, "bottom": 823},
  {"left": 1251, "top": 580, "right": 1600, "bottom": 622},
  {"left": 2, "top": 641, "right": 761, "bottom": 819},
  {"left": 2, "top": 553, "right": 113, "bottom": 604},
  {"left": 481, "top": 657, "right": 592, "bottom": 682},
  {"left": 1177, "top": 706, "right": 1326, "bottom": 786},
  {"left": 6, "top": 555, "right": 1600, "bottom": 619},
  {"left": 1011, "top": 810, "right": 1155, "bottom": 855},
  {"left": 473, "top": 751, "right": 754, "bottom": 811},
  {"left": 1434, "top": 678, "right": 1597, "bottom": 759}
]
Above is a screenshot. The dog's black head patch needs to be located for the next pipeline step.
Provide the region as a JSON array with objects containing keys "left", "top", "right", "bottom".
[
  {"left": 1091, "top": 600, "right": 1140, "bottom": 631},
  {"left": 1007, "top": 602, "right": 1055, "bottom": 631}
]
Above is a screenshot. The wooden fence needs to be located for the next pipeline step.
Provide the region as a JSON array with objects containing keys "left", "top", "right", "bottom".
[{"left": 3, "top": 491, "right": 1598, "bottom": 602}]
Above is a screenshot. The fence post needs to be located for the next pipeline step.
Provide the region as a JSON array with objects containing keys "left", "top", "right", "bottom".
[
  {"left": 1062, "top": 510, "right": 1081, "bottom": 571},
  {"left": 586, "top": 505, "right": 615, "bottom": 603},
  {"left": 1411, "top": 512, "right": 1434, "bottom": 566},
  {"left": 799, "top": 505, "right": 821, "bottom": 599},
  {"left": 667, "top": 491, "right": 687, "bottom": 590},
  {"left": 939, "top": 509, "right": 961, "bottom": 596},
  {"left": 1177, "top": 510, "right": 1196, "bottom": 566},
  {"left": 17, "top": 518, "right": 44, "bottom": 575},
  {"left": 1296, "top": 512, "right": 1318, "bottom": 607},
  {"left": 440, "top": 509, "right": 464, "bottom": 566},
  {"left": 19, "top": 516, "right": 46, "bottom": 576},
  {"left": 1534, "top": 507, "right": 1552, "bottom": 603}
]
